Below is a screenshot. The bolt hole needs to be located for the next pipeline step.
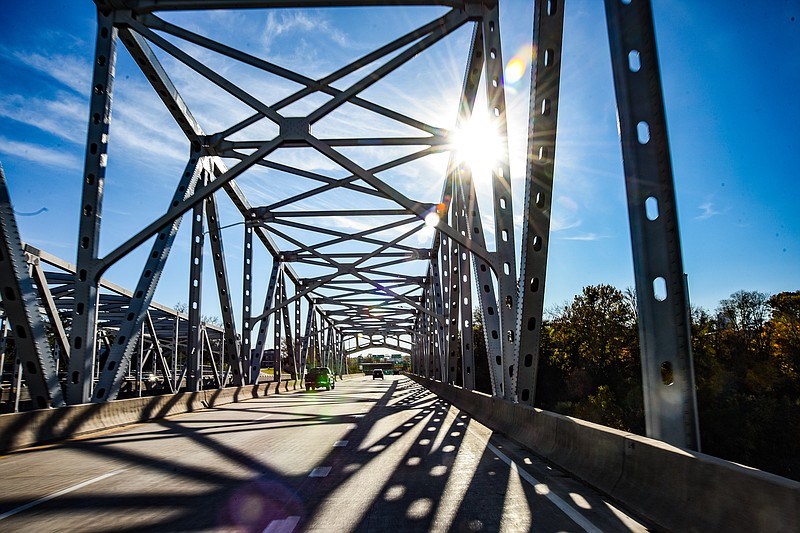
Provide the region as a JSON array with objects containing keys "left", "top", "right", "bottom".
[
  {"left": 637, "top": 121, "right": 651, "bottom": 144},
  {"left": 645, "top": 196, "right": 659, "bottom": 220},
  {"left": 661, "top": 361, "right": 674, "bottom": 385},
  {"left": 628, "top": 50, "right": 641, "bottom": 72},
  {"left": 653, "top": 277, "right": 667, "bottom": 301}
]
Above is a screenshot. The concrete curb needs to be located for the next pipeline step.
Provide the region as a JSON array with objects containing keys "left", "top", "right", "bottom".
[
  {"left": 407, "top": 374, "right": 800, "bottom": 533},
  {"left": 0, "top": 379, "right": 300, "bottom": 454}
]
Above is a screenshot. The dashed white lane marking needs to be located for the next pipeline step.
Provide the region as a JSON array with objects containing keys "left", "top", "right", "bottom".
[
  {"left": 262, "top": 515, "right": 300, "bottom": 533},
  {"left": 254, "top": 413, "right": 272, "bottom": 421},
  {"left": 485, "top": 443, "right": 603, "bottom": 533},
  {"left": 309, "top": 466, "right": 332, "bottom": 478},
  {"left": 0, "top": 469, "right": 127, "bottom": 521},
  {"left": 333, "top": 440, "right": 349, "bottom": 447}
]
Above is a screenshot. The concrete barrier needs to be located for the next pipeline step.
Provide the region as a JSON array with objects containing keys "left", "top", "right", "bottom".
[
  {"left": 0, "top": 379, "right": 300, "bottom": 454},
  {"left": 407, "top": 374, "right": 800, "bottom": 532}
]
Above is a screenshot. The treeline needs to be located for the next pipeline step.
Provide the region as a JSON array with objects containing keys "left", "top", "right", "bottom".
[{"left": 472, "top": 286, "right": 800, "bottom": 481}]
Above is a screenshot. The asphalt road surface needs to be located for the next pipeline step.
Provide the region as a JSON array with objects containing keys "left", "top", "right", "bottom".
[{"left": 0, "top": 375, "right": 651, "bottom": 532}]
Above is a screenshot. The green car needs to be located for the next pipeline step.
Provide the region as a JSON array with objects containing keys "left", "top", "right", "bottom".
[{"left": 305, "top": 367, "right": 336, "bottom": 391}]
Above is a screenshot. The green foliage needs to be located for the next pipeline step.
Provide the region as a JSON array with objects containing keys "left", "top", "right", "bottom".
[
  {"left": 692, "top": 290, "right": 800, "bottom": 479},
  {"left": 537, "top": 284, "right": 644, "bottom": 433}
]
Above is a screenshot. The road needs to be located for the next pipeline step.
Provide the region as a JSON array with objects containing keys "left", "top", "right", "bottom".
[{"left": 0, "top": 375, "right": 650, "bottom": 532}]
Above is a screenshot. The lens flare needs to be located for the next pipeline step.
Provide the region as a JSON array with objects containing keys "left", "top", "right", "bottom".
[
  {"left": 452, "top": 113, "right": 503, "bottom": 181},
  {"left": 505, "top": 57, "right": 526, "bottom": 84},
  {"left": 424, "top": 212, "right": 440, "bottom": 227},
  {"left": 504, "top": 44, "right": 533, "bottom": 89}
]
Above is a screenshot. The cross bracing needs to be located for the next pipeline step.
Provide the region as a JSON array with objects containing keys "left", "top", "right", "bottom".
[{"left": 0, "top": 0, "right": 701, "bottom": 450}]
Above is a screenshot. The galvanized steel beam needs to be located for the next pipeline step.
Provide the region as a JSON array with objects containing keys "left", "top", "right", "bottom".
[
  {"left": 515, "top": 0, "right": 565, "bottom": 405},
  {"left": 67, "top": 9, "right": 118, "bottom": 405},
  {"left": 604, "top": 0, "right": 700, "bottom": 450}
]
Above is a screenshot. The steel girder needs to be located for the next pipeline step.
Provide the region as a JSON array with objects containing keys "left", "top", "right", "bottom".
[
  {"left": 67, "top": 10, "right": 118, "bottom": 405},
  {"left": 604, "top": 0, "right": 700, "bottom": 450},
  {"left": 515, "top": 0, "right": 565, "bottom": 406}
]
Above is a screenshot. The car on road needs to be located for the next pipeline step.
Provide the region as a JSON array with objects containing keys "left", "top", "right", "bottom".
[
  {"left": 372, "top": 369, "right": 384, "bottom": 380},
  {"left": 305, "top": 367, "right": 335, "bottom": 391}
]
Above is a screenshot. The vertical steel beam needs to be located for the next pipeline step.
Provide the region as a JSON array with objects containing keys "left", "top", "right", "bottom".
[
  {"left": 279, "top": 279, "right": 297, "bottom": 377},
  {"left": 172, "top": 313, "right": 180, "bottom": 389},
  {"left": 604, "top": 0, "right": 700, "bottom": 450},
  {"left": 299, "top": 302, "right": 314, "bottom": 378},
  {"left": 338, "top": 333, "right": 345, "bottom": 375},
  {"left": 482, "top": 2, "right": 519, "bottom": 400},
  {"left": 436, "top": 237, "right": 452, "bottom": 382},
  {"left": 454, "top": 185, "right": 475, "bottom": 390},
  {"left": 515, "top": 0, "right": 565, "bottom": 405},
  {"left": 205, "top": 193, "right": 244, "bottom": 385},
  {"left": 273, "top": 272, "right": 284, "bottom": 381},
  {"left": 430, "top": 253, "right": 446, "bottom": 380},
  {"left": 251, "top": 260, "right": 280, "bottom": 382},
  {"left": 241, "top": 225, "right": 254, "bottom": 384},
  {"left": 446, "top": 231, "right": 460, "bottom": 384},
  {"left": 186, "top": 171, "right": 208, "bottom": 392},
  {"left": 67, "top": 9, "right": 118, "bottom": 404},
  {"left": 294, "top": 286, "right": 302, "bottom": 377},
  {"left": 460, "top": 172, "right": 503, "bottom": 396},
  {"left": 0, "top": 165, "right": 64, "bottom": 408}
]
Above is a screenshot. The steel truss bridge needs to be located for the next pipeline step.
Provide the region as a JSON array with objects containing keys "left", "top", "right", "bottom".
[{"left": 1, "top": 0, "right": 699, "bottom": 450}]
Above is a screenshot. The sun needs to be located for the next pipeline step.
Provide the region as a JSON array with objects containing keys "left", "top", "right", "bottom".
[{"left": 451, "top": 112, "right": 503, "bottom": 181}]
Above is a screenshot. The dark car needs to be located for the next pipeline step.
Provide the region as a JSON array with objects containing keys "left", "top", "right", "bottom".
[
  {"left": 305, "top": 367, "right": 335, "bottom": 391},
  {"left": 372, "top": 369, "right": 384, "bottom": 380}
]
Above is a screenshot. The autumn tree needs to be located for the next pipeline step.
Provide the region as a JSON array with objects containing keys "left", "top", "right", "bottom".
[
  {"left": 767, "top": 291, "right": 800, "bottom": 391},
  {"left": 538, "top": 284, "right": 643, "bottom": 432}
]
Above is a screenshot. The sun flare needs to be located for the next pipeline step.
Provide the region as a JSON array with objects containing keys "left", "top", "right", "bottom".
[{"left": 452, "top": 113, "right": 504, "bottom": 181}]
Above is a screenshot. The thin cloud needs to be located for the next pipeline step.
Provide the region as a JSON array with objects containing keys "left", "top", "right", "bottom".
[
  {"left": 0, "top": 92, "right": 87, "bottom": 144},
  {"left": 560, "top": 232, "right": 607, "bottom": 241},
  {"left": 0, "top": 137, "right": 81, "bottom": 169},
  {"left": 12, "top": 50, "right": 91, "bottom": 94},
  {"left": 551, "top": 217, "right": 582, "bottom": 232},
  {"left": 695, "top": 201, "right": 720, "bottom": 220},
  {"left": 262, "top": 11, "right": 349, "bottom": 53}
]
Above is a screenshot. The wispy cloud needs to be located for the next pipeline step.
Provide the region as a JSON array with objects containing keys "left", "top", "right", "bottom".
[
  {"left": 262, "top": 11, "right": 349, "bottom": 53},
  {"left": 12, "top": 50, "right": 91, "bottom": 94},
  {"left": 695, "top": 201, "right": 720, "bottom": 220},
  {"left": 560, "top": 233, "right": 607, "bottom": 241},
  {"left": 0, "top": 137, "right": 81, "bottom": 169},
  {"left": 0, "top": 92, "right": 87, "bottom": 144}
]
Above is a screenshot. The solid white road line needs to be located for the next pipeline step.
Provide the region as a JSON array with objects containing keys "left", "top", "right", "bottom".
[
  {"left": 0, "top": 469, "right": 127, "bottom": 521},
  {"left": 262, "top": 515, "right": 300, "bottom": 533},
  {"left": 485, "top": 443, "right": 604, "bottom": 533},
  {"left": 309, "top": 466, "right": 332, "bottom": 478},
  {"left": 254, "top": 413, "right": 273, "bottom": 421},
  {"left": 333, "top": 440, "right": 349, "bottom": 447}
]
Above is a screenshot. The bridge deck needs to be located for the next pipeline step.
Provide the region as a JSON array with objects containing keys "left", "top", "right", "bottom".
[{"left": 0, "top": 376, "right": 647, "bottom": 532}]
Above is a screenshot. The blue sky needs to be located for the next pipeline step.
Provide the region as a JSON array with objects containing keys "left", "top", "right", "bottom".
[{"left": 0, "top": 0, "right": 798, "bottom": 328}]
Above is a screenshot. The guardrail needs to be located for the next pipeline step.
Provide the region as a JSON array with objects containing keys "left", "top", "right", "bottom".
[{"left": 407, "top": 374, "right": 800, "bottom": 532}]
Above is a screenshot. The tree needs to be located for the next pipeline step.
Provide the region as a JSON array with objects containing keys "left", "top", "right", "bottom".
[
  {"left": 471, "top": 309, "right": 492, "bottom": 394},
  {"left": 767, "top": 291, "right": 800, "bottom": 388},
  {"left": 717, "top": 290, "right": 770, "bottom": 357},
  {"left": 540, "top": 284, "right": 643, "bottom": 432}
]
